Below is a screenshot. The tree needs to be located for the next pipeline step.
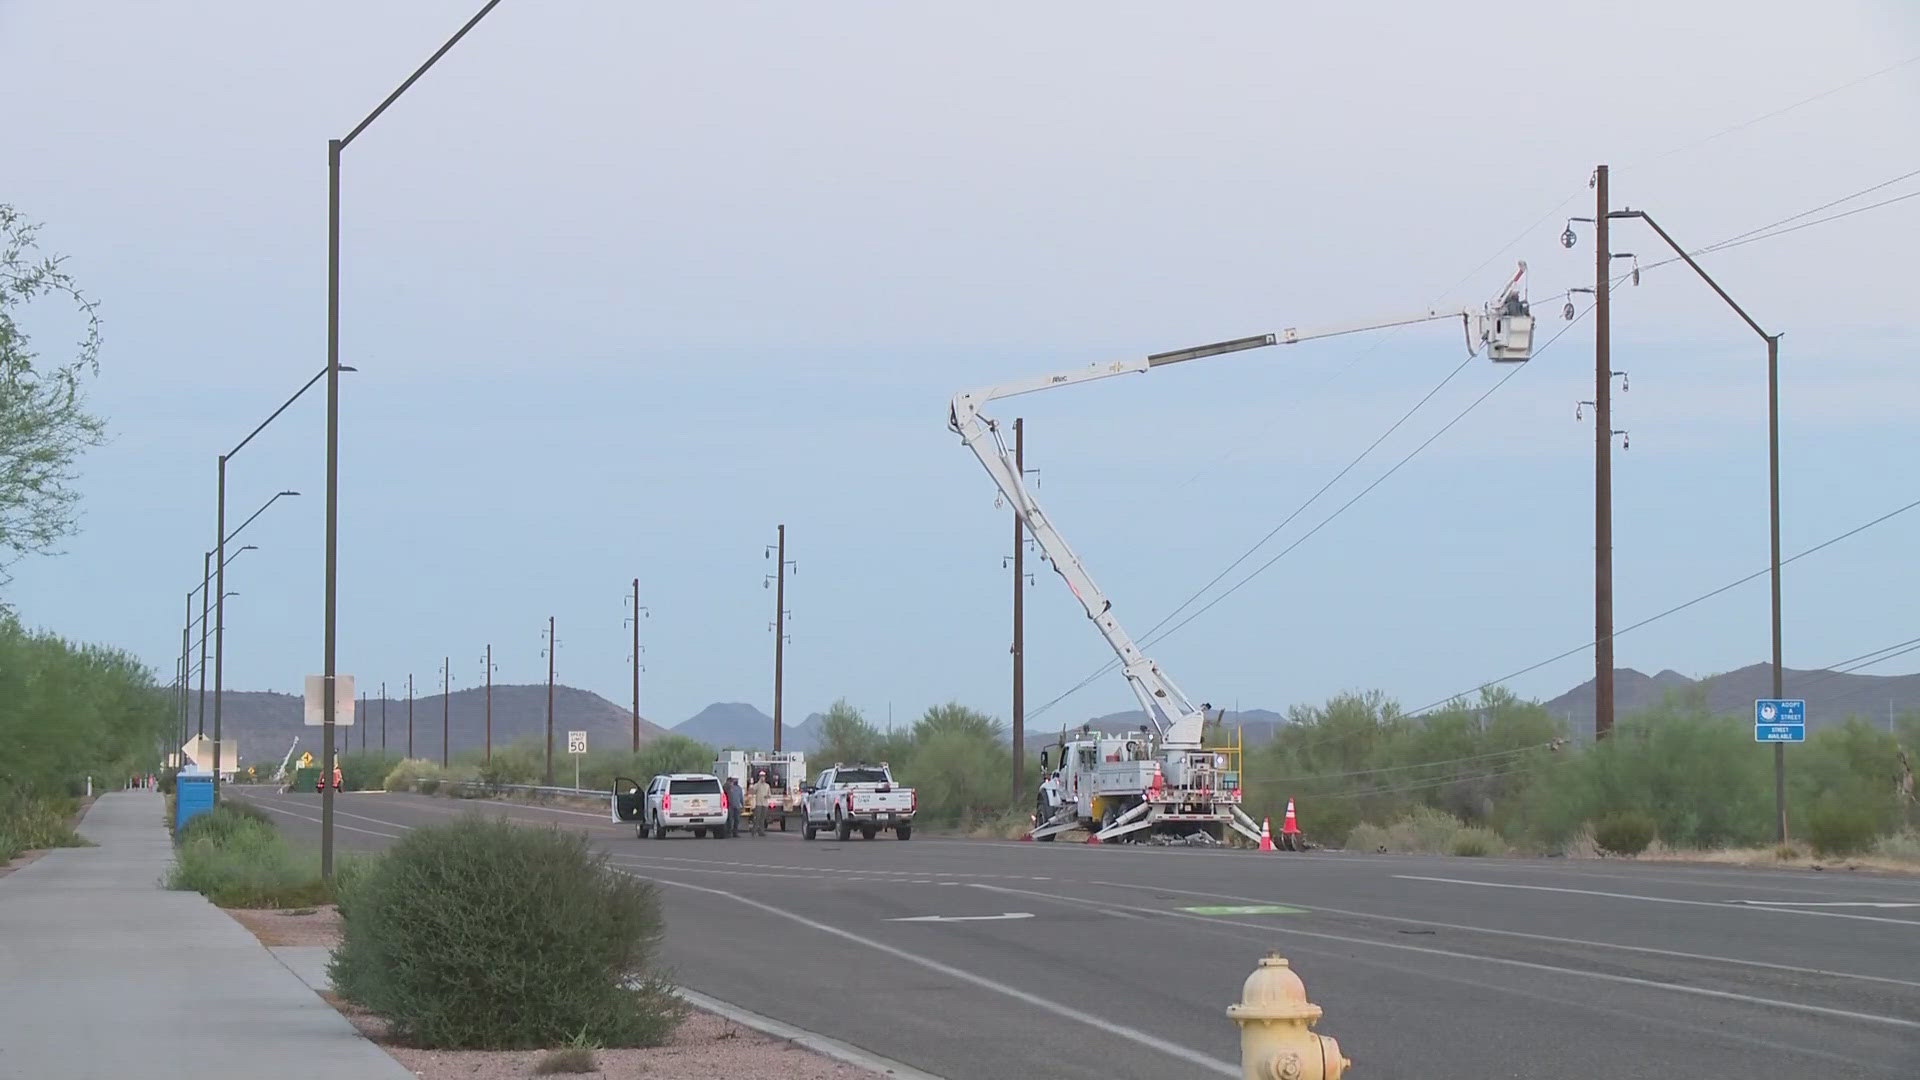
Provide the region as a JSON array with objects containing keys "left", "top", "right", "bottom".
[
  {"left": 816, "top": 699, "right": 881, "bottom": 765},
  {"left": 1, "top": 205, "right": 103, "bottom": 588},
  {"left": 914, "top": 702, "right": 1003, "bottom": 743}
]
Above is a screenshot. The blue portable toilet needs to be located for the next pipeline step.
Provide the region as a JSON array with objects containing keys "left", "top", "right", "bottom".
[{"left": 175, "top": 768, "right": 214, "bottom": 832}]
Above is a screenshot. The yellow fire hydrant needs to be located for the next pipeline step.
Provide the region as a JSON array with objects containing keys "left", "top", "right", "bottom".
[{"left": 1227, "top": 952, "right": 1350, "bottom": 1080}]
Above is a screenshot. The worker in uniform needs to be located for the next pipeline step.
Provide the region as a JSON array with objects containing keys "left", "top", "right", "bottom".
[
  {"left": 749, "top": 770, "right": 773, "bottom": 837},
  {"left": 332, "top": 764, "right": 344, "bottom": 792},
  {"left": 724, "top": 776, "right": 744, "bottom": 838}
]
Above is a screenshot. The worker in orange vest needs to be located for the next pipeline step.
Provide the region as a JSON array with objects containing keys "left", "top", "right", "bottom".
[{"left": 332, "top": 765, "right": 344, "bottom": 791}]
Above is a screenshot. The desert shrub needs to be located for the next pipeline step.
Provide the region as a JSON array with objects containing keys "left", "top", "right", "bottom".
[
  {"left": 1450, "top": 827, "right": 1503, "bottom": 857},
  {"left": 166, "top": 804, "right": 332, "bottom": 907},
  {"left": 330, "top": 816, "right": 683, "bottom": 1048},
  {"left": 0, "top": 787, "right": 84, "bottom": 859},
  {"left": 534, "top": 1043, "right": 598, "bottom": 1074},
  {"left": 1344, "top": 821, "right": 1390, "bottom": 852},
  {"left": 337, "top": 750, "right": 405, "bottom": 791},
  {"left": 383, "top": 758, "right": 478, "bottom": 795},
  {"left": 1805, "top": 794, "right": 1878, "bottom": 857},
  {"left": 1341, "top": 807, "right": 1474, "bottom": 854},
  {"left": 1593, "top": 810, "right": 1656, "bottom": 856},
  {"left": 1871, "top": 831, "right": 1920, "bottom": 862}
]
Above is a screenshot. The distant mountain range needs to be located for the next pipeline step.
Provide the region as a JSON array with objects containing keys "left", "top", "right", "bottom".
[
  {"left": 182, "top": 684, "right": 670, "bottom": 769},
  {"left": 1543, "top": 663, "right": 1917, "bottom": 740},
  {"left": 195, "top": 660, "right": 1915, "bottom": 769}
]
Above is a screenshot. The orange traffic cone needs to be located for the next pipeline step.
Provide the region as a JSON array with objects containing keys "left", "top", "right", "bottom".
[
  {"left": 1258, "top": 816, "right": 1275, "bottom": 852},
  {"left": 1281, "top": 797, "right": 1300, "bottom": 851}
]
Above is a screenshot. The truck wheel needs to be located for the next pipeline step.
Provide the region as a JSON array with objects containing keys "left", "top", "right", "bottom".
[
  {"left": 896, "top": 825, "right": 912, "bottom": 841},
  {"left": 1034, "top": 793, "right": 1056, "bottom": 841},
  {"left": 636, "top": 824, "right": 648, "bottom": 840},
  {"left": 652, "top": 817, "right": 668, "bottom": 840},
  {"left": 693, "top": 827, "right": 707, "bottom": 839},
  {"left": 861, "top": 825, "right": 878, "bottom": 841},
  {"left": 836, "top": 814, "right": 853, "bottom": 842},
  {"left": 803, "top": 812, "right": 817, "bottom": 841}
]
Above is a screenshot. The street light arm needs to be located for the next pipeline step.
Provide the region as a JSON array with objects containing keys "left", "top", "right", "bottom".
[
  {"left": 224, "top": 491, "right": 300, "bottom": 547},
  {"left": 340, "top": 0, "right": 507, "bottom": 148},
  {"left": 228, "top": 365, "right": 359, "bottom": 458},
  {"left": 1611, "top": 210, "right": 1773, "bottom": 343}
]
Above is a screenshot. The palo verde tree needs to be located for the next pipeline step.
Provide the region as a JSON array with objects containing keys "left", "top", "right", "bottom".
[{"left": 1, "top": 205, "right": 103, "bottom": 591}]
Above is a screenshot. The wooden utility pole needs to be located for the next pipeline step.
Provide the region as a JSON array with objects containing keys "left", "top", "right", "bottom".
[
  {"left": 1593, "top": 163, "right": 1615, "bottom": 742},
  {"left": 545, "top": 616, "right": 556, "bottom": 786},
  {"left": 407, "top": 674, "right": 414, "bottom": 758},
  {"left": 441, "top": 657, "right": 450, "bottom": 767},
  {"left": 1012, "top": 417, "right": 1026, "bottom": 802},
  {"left": 770, "top": 525, "right": 791, "bottom": 752},
  {"left": 484, "top": 644, "right": 493, "bottom": 762},
  {"left": 631, "top": 578, "right": 642, "bottom": 751},
  {"left": 380, "top": 681, "right": 386, "bottom": 751}
]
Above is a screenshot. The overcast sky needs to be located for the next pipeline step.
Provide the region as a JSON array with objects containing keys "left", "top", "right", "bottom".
[{"left": 4, "top": 1, "right": 1917, "bottom": 734}]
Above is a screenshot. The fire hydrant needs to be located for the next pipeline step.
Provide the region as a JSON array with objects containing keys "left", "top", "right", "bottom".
[{"left": 1227, "top": 952, "right": 1349, "bottom": 1080}]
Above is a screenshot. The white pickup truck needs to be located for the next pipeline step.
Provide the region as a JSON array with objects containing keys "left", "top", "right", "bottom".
[{"left": 802, "top": 764, "right": 915, "bottom": 841}]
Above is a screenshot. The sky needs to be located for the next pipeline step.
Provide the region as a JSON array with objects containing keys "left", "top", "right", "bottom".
[{"left": 4, "top": 0, "right": 1918, "bottom": 735}]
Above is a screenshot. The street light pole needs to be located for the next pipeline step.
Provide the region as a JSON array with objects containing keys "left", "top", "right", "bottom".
[
  {"left": 441, "top": 657, "right": 451, "bottom": 768},
  {"left": 197, "top": 551, "right": 211, "bottom": 739},
  {"left": 1609, "top": 206, "right": 1786, "bottom": 840},
  {"left": 545, "top": 616, "right": 556, "bottom": 786},
  {"left": 319, "top": 0, "right": 504, "bottom": 884}
]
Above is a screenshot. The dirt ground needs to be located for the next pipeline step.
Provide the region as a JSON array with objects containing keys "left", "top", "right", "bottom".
[{"left": 223, "top": 905, "right": 879, "bottom": 1080}]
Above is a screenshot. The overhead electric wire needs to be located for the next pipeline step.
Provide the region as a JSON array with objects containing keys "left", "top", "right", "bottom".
[
  {"left": 1027, "top": 297, "right": 1599, "bottom": 724},
  {"left": 1029, "top": 165, "right": 1920, "bottom": 725},
  {"left": 1403, "top": 496, "right": 1920, "bottom": 719},
  {"left": 1632, "top": 53, "right": 1920, "bottom": 168},
  {"left": 1310, "top": 761, "right": 1543, "bottom": 802}
]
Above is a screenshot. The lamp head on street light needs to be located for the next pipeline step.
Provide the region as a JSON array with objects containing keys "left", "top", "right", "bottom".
[{"left": 281, "top": 490, "right": 301, "bottom": 497}]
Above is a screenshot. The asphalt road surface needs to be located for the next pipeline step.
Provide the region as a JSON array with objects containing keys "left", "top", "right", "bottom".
[{"left": 238, "top": 788, "right": 1920, "bottom": 1079}]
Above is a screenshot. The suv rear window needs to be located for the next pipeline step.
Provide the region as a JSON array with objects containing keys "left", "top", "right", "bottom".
[
  {"left": 834, "top": 768, "right": 888, "bottom": 785},
  {"left": 669, "top": 778, "right": 721, "bottom": 794}
]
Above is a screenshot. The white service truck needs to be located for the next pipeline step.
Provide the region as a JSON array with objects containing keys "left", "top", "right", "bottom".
[
  {"left": 713, "top": 749, "right": 807, "bottom": 831},
  {"left": 802, "top": 764, "right": 916, "bottom": 841},
  {"left": 948, "top": 269, "right": 1533, "bottom": 843}
]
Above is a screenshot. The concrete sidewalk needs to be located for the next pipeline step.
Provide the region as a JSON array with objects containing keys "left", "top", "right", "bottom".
[{"left": 0, "top": 791, "right": 409, "bottom": 1079}]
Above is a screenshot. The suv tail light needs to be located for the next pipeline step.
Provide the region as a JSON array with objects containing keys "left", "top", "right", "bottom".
[
  {"left": 662, "top": 792, "right": 672, "bottom": 812},
  {"left": 910, "top": 789, "right": 918, "bottom": 812},
  {"left": 719, "top": 790, "right": 728, "bottom": 810}
]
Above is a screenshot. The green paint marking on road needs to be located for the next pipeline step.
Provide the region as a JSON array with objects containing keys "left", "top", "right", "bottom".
[{"left": 1180, "top": 904, "right": 1306, "bottom": 916}]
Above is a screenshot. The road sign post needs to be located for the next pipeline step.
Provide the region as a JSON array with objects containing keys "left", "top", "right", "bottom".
[
  {"left": 1755, "top": 698, "right": 1804, "bottom": 840},
  {"left": 567, "top": 730, "right": 587, "bottom": 791}
]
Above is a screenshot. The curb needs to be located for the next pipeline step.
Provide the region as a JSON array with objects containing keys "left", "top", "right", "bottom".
[{"left": 674, "top": 986, "right": 944, "bottom": 1080}]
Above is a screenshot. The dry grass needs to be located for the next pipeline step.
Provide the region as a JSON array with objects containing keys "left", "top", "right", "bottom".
[
  {"left": 1611, "top": 837, "right": 1920, "bottom": 875},
  {"left": 532, "top": 1046, "right": 597, "bottom": 1074}
]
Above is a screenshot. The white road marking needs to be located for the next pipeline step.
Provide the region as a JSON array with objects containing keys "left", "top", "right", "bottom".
[
  {"left": 1397, "top": 875, "right": 1920, "bottom": 926},
  {"left": 624, "top": 872, "right": 1237, "bottom": 1077},
  {"left": 1729, "top": 900, "right": 1920, "bottom": 908},
  {"left": 245, "top": 799, "right": 405, "bottom": 839},
  {"left": 973, "top": 883, "right": 1920, "bottom": 1032},
  {"left": 1085, "top": 878, "right": 1920, "bottom": 991},
  {"left": 888, "top": 912, "right": 1035, "bottom": 923}
]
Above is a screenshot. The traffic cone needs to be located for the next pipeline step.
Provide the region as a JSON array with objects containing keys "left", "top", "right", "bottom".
[
  {"left": 1085, "top": 833, "right": 1102, "bottom": 844},
  {"left": 1258, "top": 817, "right": 1275, "bottom": 852},
  {"left": 1281, "top": 797, "right": 1300, "bottom": 851}
]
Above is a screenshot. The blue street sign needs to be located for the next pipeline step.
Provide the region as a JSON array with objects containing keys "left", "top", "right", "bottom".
[{"left": 1754, "top": 698, "right": 1806, "bottom": 743}]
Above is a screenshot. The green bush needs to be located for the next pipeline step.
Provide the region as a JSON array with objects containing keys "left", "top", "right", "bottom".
[
  {"left": 166, "top": 804, "right": 333, "bottom": 907},
  {"left": 1450, "top": 827, "right": 1503, "bottom": 857},
  {"left": 0, "top": 787, "right": 86, "bottom": 860},
  {"left": 1805, "top": 794, "right": 1878, "bottom": 857},
  {"left": 330, "top": 816, "right": 683, "bottom": 1048},
  {"left": 1593, "top": 810, "right": 1656, "bottom": 856},
  {"left": 337, "top": 750, "right": 405, "bottom": 791},
  {"left": 383, "top": 758, "right": 479, "bottom": 795}
]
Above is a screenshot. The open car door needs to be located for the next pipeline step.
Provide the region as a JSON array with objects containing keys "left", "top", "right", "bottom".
[{"left": 611, "top": 776, "right": 644, "bottom": 823}]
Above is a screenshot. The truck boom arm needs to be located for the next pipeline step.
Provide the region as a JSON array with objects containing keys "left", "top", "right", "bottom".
[{"left": 949, "top": 271, "right": 1531, "bottom": 748}]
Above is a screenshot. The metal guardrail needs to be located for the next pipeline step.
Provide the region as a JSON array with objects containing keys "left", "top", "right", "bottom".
[{"left": 433, "top": 779, "right": 615, "bottom": 799}]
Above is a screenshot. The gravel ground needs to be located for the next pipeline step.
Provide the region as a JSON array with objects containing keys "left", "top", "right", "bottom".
[{"left": 222, "top": 906, "right": 879, "bottom": 1079}]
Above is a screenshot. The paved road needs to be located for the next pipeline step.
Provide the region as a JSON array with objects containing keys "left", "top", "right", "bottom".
[{"left": 241, "top": 788, "right": 1920, "bottom": 1079}]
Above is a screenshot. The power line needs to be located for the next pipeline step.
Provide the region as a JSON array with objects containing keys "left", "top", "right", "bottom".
[
  {"left": 1028, "top": 297, "right": 1599, "bottom": 723},
  {"left": 1632, "top": 53, "right": 1920, "bottom": 169},
  {"left": 1403, "top": 495, "right": 1920, "bottom": 718},
  {"left": 1311, "top": 760, "right": 1544, "bottom": 802}
]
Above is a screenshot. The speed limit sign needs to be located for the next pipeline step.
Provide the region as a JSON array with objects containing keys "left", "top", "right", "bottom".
[{"left": 567, "top": 731, "right": 587, "bottom": 755}]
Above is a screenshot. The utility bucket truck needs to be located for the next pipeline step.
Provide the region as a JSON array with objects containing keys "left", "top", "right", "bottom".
[{"left": 949, "top": 269, "right": 1532, "bottom": 844}]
